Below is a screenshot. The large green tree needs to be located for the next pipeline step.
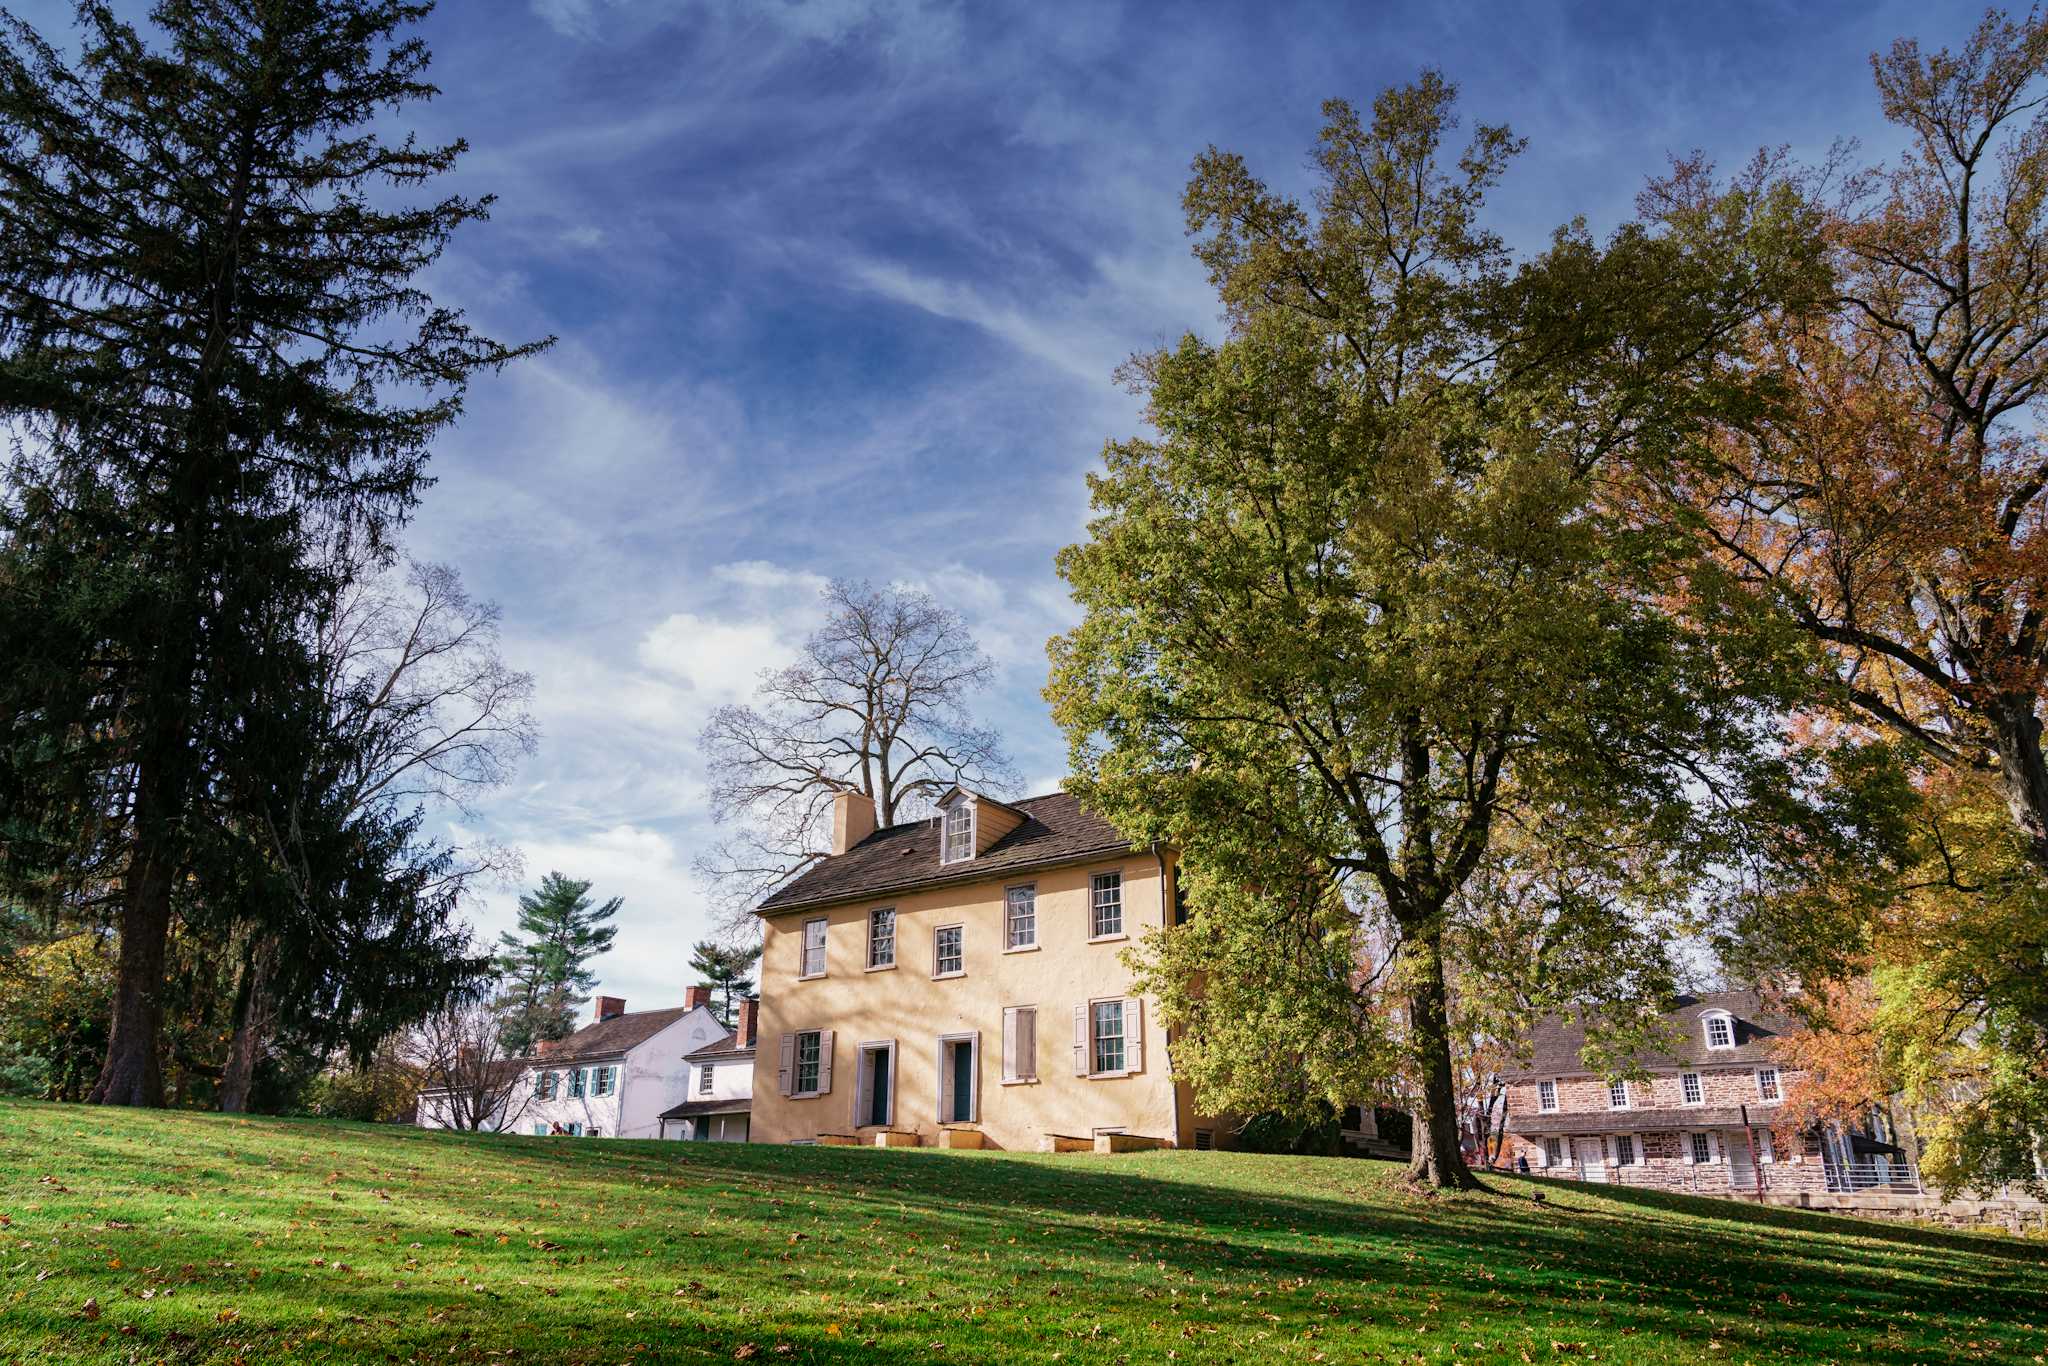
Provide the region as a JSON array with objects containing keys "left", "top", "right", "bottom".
[
  {"left": 492, "top": 873, "right": 620, "bottom": 1053},
  {"left": 0, "top": 0, "right": 544, "bottom": 1105},
  {"left": 1048, "top": 77, "right": 1823, "bottom": 1186}
]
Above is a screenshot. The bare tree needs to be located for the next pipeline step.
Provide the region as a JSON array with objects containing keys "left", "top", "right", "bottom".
[
  {"left": 217, "top": 559, "right": 538, "bottom": 1113},
  {"left": 320, "top": 559, "right": 539, "bottom": 825},
  {"left": 696, "top": 579, "right": 1015, "bottom": 922},
  {"left": 405, "top": 995, "right": 530, "bottom": 1133}
]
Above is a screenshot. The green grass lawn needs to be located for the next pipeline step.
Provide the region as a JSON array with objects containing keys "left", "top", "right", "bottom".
[{"left": 0, "top": 1101, "right": 2041, "bottom": 1364}]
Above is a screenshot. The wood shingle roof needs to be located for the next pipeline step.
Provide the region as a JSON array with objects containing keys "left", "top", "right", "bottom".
[{"left": 755, "top": 790, "right": 1136, "bottom": 915}]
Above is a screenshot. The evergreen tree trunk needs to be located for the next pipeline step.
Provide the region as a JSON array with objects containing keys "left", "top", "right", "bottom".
[
  {"left": 90, "top": 844, "right": 174, "bottom": 1107},
  {"left": 220, "top": 938, "right": 277, "bottom": 1114},
  {"left": 1403, "top": 929, "right": 1482, "bottom": 1191}
]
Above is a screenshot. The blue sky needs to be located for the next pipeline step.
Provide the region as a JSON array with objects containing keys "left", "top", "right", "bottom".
[{"left": 22, "top": 0, "right": 1944, "bottom": 1008}]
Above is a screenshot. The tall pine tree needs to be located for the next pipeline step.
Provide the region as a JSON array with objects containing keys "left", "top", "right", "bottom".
[
  {"left": 0, "top": 1, "right": 546, "bottom": 1104},
  {"left": 687, "top": 940, "right": 760, "bottom": 1029},
  {"left": 492, "top": 873, "right": 620, "bottom": 1053}
]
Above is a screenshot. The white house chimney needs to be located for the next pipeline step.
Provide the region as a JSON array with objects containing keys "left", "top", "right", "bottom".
[{"left": 831, "top": 790, "right": 877, "bottom": 855}]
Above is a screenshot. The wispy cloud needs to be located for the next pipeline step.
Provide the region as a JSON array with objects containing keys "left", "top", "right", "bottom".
[{"left": 296, "top": 0, "right": 1948, "bottom": 1007}]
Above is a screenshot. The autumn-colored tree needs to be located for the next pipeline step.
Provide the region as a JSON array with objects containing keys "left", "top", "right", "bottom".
[
  {"left": 1651, "top": 10, "right": 2048, "bottom": 872},
  {"left": 1768, "top": 768, "right": 2048, "bottom": 1196},
  {"left": 1640, "top": 8, "right": 2048, "bottom": 1196}
]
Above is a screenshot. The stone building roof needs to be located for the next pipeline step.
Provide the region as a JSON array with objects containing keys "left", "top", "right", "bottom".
[{"left": 1501, "top": 990, "right": 1797, "bottom": 1081}]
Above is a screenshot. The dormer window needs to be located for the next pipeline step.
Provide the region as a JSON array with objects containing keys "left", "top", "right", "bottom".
[
  {"left": 941, "top": 800, "right": 975, "bottom": 864},
  {"left": 1703, "top": 1010, "right": 1735, "bottom": 1050}
]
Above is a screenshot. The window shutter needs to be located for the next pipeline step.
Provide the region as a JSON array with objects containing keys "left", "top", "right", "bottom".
[
  {"left": 1019, "top": 1008, "right": 1035, "bottom": 1081},
  {"left": 856, "top": 1049, "right": 875, "bottom": 1127},
  {"left": 1683, "top": 1133, "right": 1696, "bottom": 1165},
  {"left": 966, "top": 1030, "right": 981, "bottom": 1122},
  {"left": 1125, "top": 999, "right": 1144, "bottom": 1074},
  {"left": 1072, "top": 1005, "right": 1088, "bottom": 1075},
  {"left": 1001, "top": 1008, "right": 1018, "bottom": 1082},
  {"left": 817, "top": 1030, "right": 834, "bottom": 1094},
  {"left": 778, "top": 1034, "right": 795, "bottom": 1096},
  {"left": 937, "top": 1041, "right": 952, "bottom": 1124},
  {"left": 883, "top": 1045, "right": 895, "bottom": 1126}
]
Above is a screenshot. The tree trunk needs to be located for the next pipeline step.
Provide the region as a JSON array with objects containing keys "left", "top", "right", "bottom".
[
  {"left": 88, "top": 843, "right": 173, "bottom": 1107},
  {"left": 219, "top": 938, "right": 277, "bottom": 1114},
  {"left": 1403, "top": 929, "right": 1483, "bottom": 1190},
  {"left": 1992, "top": 699, "right": 2048, "bottom": 870}
]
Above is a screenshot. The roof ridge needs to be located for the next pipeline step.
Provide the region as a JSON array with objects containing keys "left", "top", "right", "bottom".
[{"left": 862, "top": 787, "right": 1072, "bottom": 838}]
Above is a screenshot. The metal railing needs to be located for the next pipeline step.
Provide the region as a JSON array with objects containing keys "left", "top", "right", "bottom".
[{"left": 1824, "top": 1159, "right": 1924, "bottom": 1195}]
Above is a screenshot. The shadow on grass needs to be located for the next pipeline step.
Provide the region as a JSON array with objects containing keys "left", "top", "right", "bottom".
[{"left": 8, "top": 1104, "right": 2047, "bottom": 1366}]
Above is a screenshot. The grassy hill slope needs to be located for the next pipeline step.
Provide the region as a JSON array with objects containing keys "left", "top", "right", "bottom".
[{"left": 0, "top": 1100, "right": 2041, "bottom": 1364}]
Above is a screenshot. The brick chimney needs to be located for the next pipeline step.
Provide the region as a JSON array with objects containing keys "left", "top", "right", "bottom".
[
  {"left": 594, "top": 995, "right": 626, "bottom": 1022},
  {"left": 683, "top": 985, "right": 713, "bottom": 1011},
  {"left": 831, "top": 790, "right": 876, "bottom": 855},
  {"left": 736, "top": 997, "right": 758, "bottom": 1048}
]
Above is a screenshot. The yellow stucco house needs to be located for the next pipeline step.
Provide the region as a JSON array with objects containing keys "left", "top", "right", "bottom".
[{"left": 750, "top": 785, "right": 1229, "bottom": 1152}]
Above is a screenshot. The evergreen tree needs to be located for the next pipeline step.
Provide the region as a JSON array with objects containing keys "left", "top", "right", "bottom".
[
  {"left": 687, "top": 940, "right": 761, "bottom": 1028},
  {"left": 0, "top": 1, "right": 546, "bottom": 1105},
  {"left": 492, "top": 873, "right": 620, "bottom": 1053}
]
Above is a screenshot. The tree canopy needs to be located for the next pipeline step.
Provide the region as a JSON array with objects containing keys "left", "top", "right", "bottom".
[{"left": 1049, "top": 75, "right": 1824, "bottom": 1186}]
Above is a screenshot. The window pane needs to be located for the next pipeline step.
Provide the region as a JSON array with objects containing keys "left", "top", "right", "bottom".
[
  {"left": 1682, "top": 1072, "right": 1703, "bottom": 1104},
  {"left": 1091, "top": 1000, "right": 1125, "bottom": 1073},
  {"left": 1608, "top": 1079, "right": 1627, "bottom": 1108},
  {"left": 935, "top": 925, "right": 962, "bottom": 975},
  {"left": 1690, "top": 1133, "right": 1712, "bottom": 1163},
  {"left": 1757, "top": 1068, "right": 1779, "bottom": 1101},
  {"left": 944, "top": 804, "right": 973, "bottom": 861},
  {"left": 1006, "top": 886, "right": 1036, "bottom": 948},
  {"left": 869, "top": 908, "right": 895, "bottom": 968},
  {"left": 1538, "top": 1080, "right": 1556, "bottom": 1111},
  {"left": 1091, "top": 873, "right": 1123, "bottom": 937},
  {"left": 803, "top": 919, "right": 826, "bottom": 976},
  {"left": 796, "top": 1031, "right": 821, "bottom": 1094}
]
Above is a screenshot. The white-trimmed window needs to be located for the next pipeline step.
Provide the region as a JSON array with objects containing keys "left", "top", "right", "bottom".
[
  {"left": 1001, "top": 1005, "right": 1036, "bottom": 1082},
  {"left": 794, "top": 1031, "right": 823, "bottom": 1096},
  {"left": 800, "top": 917, "right": 827, "bottom": 978},
  {"left": 568, "top": 1068, "right": 587, "bottom": 1099},
  {"left": 1090, "top": 872, "right": 1124, "bottom": 938},
  {"left": 1075, "top": 997, "right": 1144, "bottom": 1077},
  {"left": 592, "top": 1065, "right": 616, "bottom": 1097},
  {"left": 1681, "top": 1071, "right": 1704, "bottom": 1105},
  {"left": 535, "top": 1070, "right": 558, "bottom": 1100},
  {"left": 1756, "top": 1067, "right": 1781, "bottom": 1102},
  {"left": 1614, "top": 1134, "right": 1638, "bottom": 1165},
  {"left": 1005, "top": 884, "right": 1037, "bottom": 949},
  {"left": 1543, "top": 1137, "right": 1564, "bottom": 1167},
  {"left": 1091, "top": 1000, "right": 1126, "bottom": 1074},
  {"left": 1607, "top": 1079, "right": 1629, "bottom": 1110},
  {"left": 1758, "top": 1129, "right": 1776, "bottom": 1163},
  {"left": 867, "top": 907, "right": 896, "bottom": 969},
  {"left": 942, "top": 801, "right": 975, "bottom": 863},
  {"left": 1689, "top": 1132, "right": 1714, "bottom": 1164},
  {"left": 1537, "top": 1079, "right": 1558, "bottom": 1113},
  {"left": 1703, "top": 1010, "right": 1735, "bottom": 1050},
  {"left": 698, "top": 1064, "right": 714, "bottom": 1096},
  {"left": 934, "top": 924, "right": 963, "bottom": 977}
]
